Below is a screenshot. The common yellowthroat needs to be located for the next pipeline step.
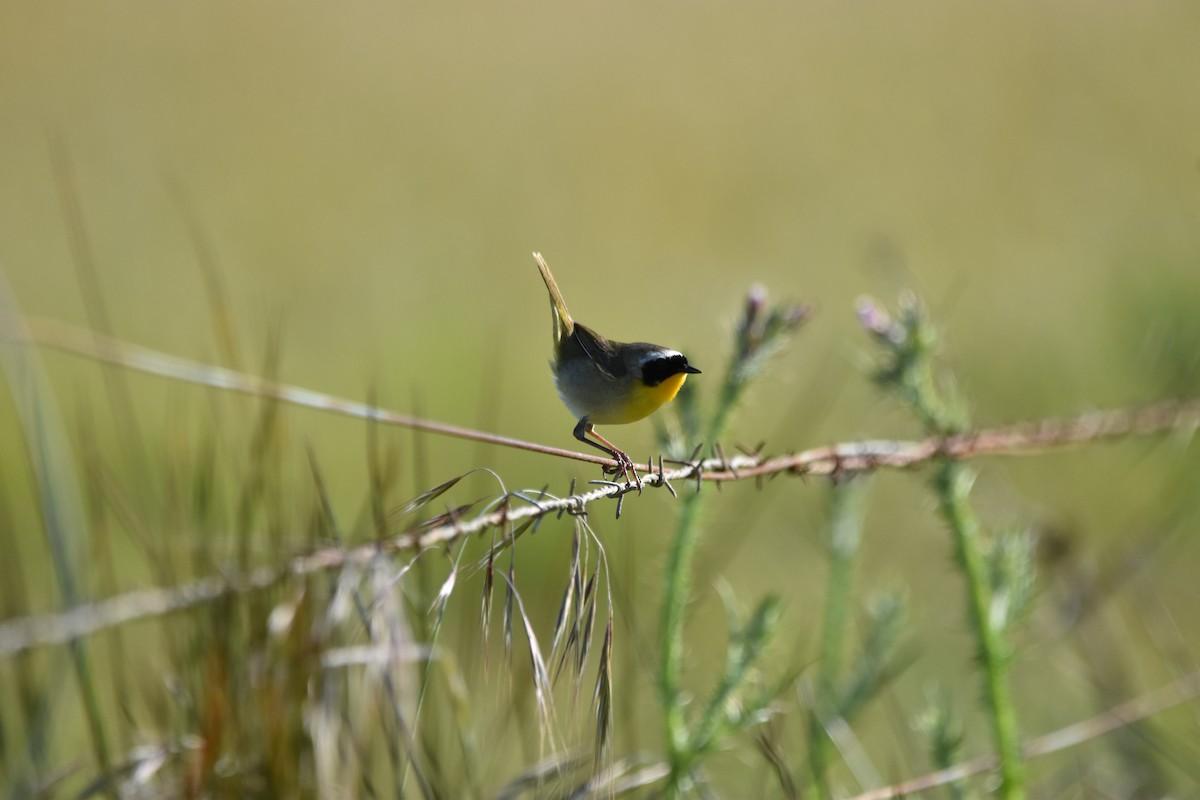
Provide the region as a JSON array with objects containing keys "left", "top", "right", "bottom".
[{"left": 534, "top": 252, "right": 700, "bottom": 483}]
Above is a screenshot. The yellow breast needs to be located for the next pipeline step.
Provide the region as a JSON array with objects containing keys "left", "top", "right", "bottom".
[{"left": 587, "top": 372, "right": 690, "bottom": 425}]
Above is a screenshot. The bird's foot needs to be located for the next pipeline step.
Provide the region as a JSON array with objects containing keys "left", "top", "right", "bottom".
[{"left": 603, "top": 452, "right": 643, "bottom": 492}]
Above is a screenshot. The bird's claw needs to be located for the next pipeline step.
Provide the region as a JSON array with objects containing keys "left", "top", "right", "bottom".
[{"left": 603, "top": 453, "right": 643, "bottom": 492}]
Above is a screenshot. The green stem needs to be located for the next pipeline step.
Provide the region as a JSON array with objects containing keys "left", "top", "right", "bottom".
[
  {"left": 658, "top": 291, "right": 806, "bottom": 795},
  {"left": 659, "top": 483, "right": 702, "bottom": 792},
  {"left": 868, "top": 297, "right": 1024, "bottom": 797},
  {"left": 934, "top": 460, "right": 1025, "bottom": 799},
  {"left": 660, "top": 373, "right": 743, "bottom": 792},
  {"left": 889, "top": 301, "right": 1022, "bottom": 796},
  {"left": 807, "top": 480, "right": 863, "bottom": 797}
]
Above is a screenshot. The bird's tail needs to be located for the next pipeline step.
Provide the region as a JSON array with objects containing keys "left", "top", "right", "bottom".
[{"left": 533, "top": 252, "right": 574, "bottom": 344}]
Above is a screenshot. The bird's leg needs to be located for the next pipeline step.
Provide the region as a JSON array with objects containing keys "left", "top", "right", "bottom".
[
  {"left": 573, "top": 419, "right": 642, "bottom": 490},
  {"left": 589, "top": 428, "right": 643, "bottom": 491}
]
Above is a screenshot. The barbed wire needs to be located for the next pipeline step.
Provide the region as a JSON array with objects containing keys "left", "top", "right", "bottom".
[
  {"left": 2, "top": 318, "right": 1199, "bottom": 658},
  {"left": 1, "top": 394, "right": 1197, "bottom": 659}
]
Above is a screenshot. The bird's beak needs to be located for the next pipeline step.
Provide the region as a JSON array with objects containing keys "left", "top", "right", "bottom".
[{"left": 683, "top": 365, "right": 702, "bottom": 374}]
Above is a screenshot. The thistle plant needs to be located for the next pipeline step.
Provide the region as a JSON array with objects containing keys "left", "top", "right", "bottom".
[
  {"left": 658, "top": 285, "right": 808, "bottom": 795},
  {"left": 858, "top": 293, "right": 1028, "bottom": 799},
  {"left": 807, "top": 477, "right": 912, "bottom": 798}
]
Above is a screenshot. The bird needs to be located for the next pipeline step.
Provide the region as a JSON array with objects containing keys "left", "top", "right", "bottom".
[{"left": 533, "top": 251, "right": 700, "bottom": 486}]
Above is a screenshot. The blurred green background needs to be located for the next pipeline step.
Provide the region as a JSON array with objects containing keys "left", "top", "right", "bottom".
[{"left": 3, "top": 1, "right": 1200, "bottom": 795}]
